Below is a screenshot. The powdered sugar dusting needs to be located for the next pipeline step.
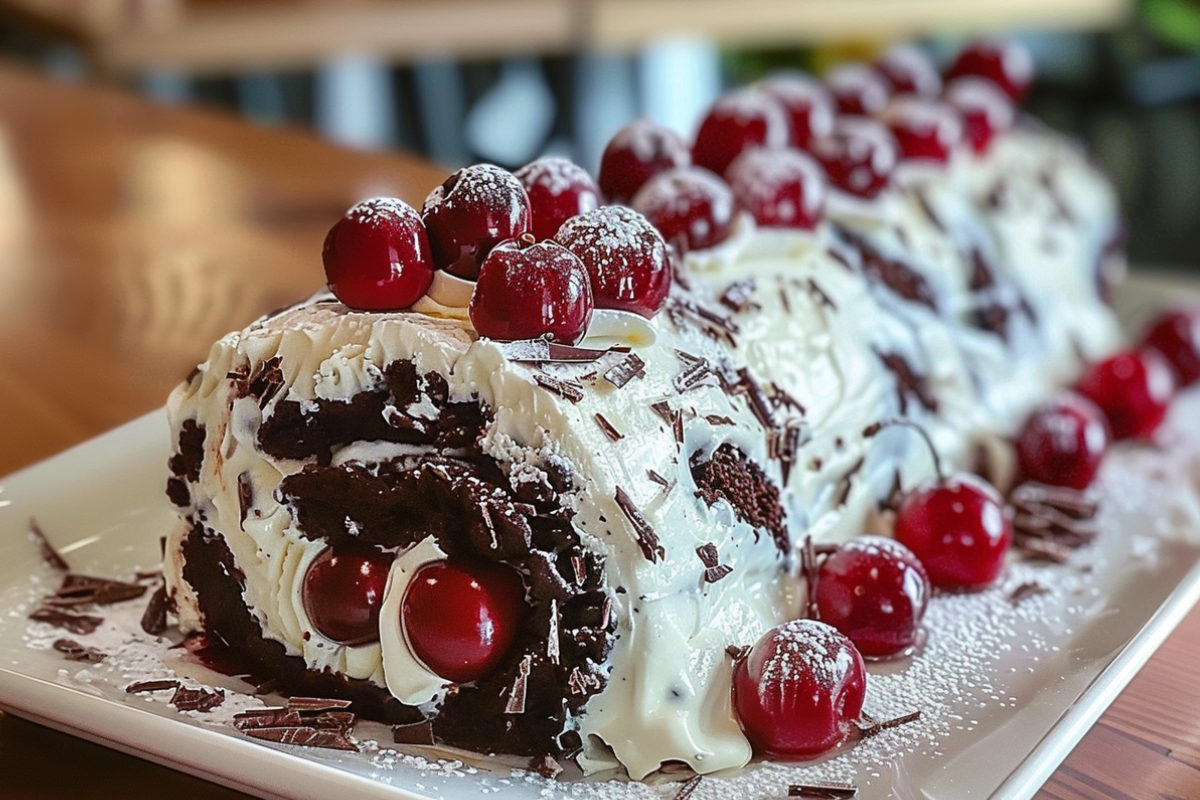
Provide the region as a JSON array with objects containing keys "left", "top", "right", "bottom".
[
  {"left": 516, "top": 157, "right": 596, "bottom": 199},
  {"left": 345, "top": 197, "right": 417, "bottom": 227}
]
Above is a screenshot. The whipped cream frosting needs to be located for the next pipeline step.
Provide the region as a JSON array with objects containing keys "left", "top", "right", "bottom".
[{"left": 163, "top": 124, "right": 1121, "bottom": 780}]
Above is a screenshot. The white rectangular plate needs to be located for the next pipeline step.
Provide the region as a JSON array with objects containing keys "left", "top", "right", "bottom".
[{"left": 4, "top": 378, "right": 1200, "bottom": 800}]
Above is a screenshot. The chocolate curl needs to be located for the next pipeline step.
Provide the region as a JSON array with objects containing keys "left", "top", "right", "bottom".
[{"left": 1010, "top": 481, "right": 1099, "bottom": 560}]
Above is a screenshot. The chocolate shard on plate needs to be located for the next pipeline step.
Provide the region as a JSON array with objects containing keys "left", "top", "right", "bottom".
[
  {"left": 392, "top": 720, "right": 435, "bottom": 745},
  {"left": 788, "top": 781, "right": 859, "bottom": 798},
  {"left": 126, "top": 679, "right": 181, "bottom": 694},
  {"left": 54, "top": 574, "right": 148, "bottom": 606},
  {"left": 28, "top": 518, "right": 70, "bottom": 572},
  {"left": 29, "top": 607, "right": 104, "bottom": 636},
  {"left": 170, "top": 685, "right": 226, "bottom": 712},
  {"left": 287, "top": 696, "right": 354, "bottom": 712},
  {"left": 243, "top": 726, "right": 358, "bottom": 751},
  {"left": 140, "top": 585, "right": 170, "bottom": 635},
  {"left": 529, "top": 753, "right": 564, "bottom": 779},
  {"left": 52, "top": 638, "right": 106, "bottom": 663}
]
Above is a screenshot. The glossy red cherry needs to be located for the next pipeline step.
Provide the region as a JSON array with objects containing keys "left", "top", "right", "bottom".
[
  {"left": 1016, "top": 392, "right": 1111, "bottom": 490},
  {"left": 814, "top": 536, "right": 930, "bottom": 658},
  {"left": 514, "top": 157, "right": 601, "bottom": 242},
  {"left": 322, "top": 198, "right": 435, "bottom": 310},
  {"left": 631, "top": 166, "right": 735, "bottom": 252},
  {"left": 692, "top": 88, "right": 790, "bottom": 177},
  {"left": 402, "top": 559, "right": 525, "bottom": 684},
  {"left": 945, "top": 38, "right": 1034, "bottom": 104},
  {"left": 302, "top": 544, "right": 392, "bottom": 645},
  {"left": 1140, "top": 307, "right": 1200, "bottom": 387},
  {"left": 732, "top": 619, "right": 867, "bottom": 759},
  {"left": 808, "top": 117, "right": 898, "bottom": 199},
  {"left": 825, "top": 62, "right": 890, "bottom": 116},
  {"left": 1076, "top": 349, "right": 1175, "bottom": 440},
  {"left": 943, "top": 77, "right": 1015, "bottom": 154},
  {"left": 875, "top": 44, "right": 942, "bottom": 98},
  {"left": 554, "top": 206, "right": 671, "bottom": 317},
  {"left": 469, "top": 235, "right": 594, "bottom": 344},
  {"left": 598, "top": 119, "right": 691, "bottom": 205},
  {"left": 422, "top": 164, "right": 532, "bottom": 280},
  {"left": 880, "top": 98, "right": 963, "bottom": 163},
  {"left": 758, "top": 72, "right": 836, "bottom": 149},
  {"left": 726, "top": 146, "right": 826, "bottom": 230},
  {"left": 895, "top": 474, "right": 1011, "bottom": 590}
]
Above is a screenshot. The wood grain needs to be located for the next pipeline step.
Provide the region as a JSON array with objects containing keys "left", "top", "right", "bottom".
[{"left": 1, "top": 62, "right": 1199, "bottom": 799}]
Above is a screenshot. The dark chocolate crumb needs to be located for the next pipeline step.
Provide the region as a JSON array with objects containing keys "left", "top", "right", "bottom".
[
  {"left": 593, "top": 413, "right": 624, "bottom": 442},
  {"left": 695, "top": 543, "right": 720, "bottom": 569},
  {"left": 647, "top": 469, "right": 670, "bottom": 488},
  {"left": 691, "top": 444, "right": 789, "bottom": 552},
  {"left": 28, "top": 519, "right": 70, "bottom": 572},
  {"left": 615, "top": 487, "right": 665, "bottom": 563}
]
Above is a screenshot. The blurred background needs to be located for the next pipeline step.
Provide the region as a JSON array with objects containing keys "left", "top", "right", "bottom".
[{"left": 2, "top": 0, "right": 1200, "bottom": 268}]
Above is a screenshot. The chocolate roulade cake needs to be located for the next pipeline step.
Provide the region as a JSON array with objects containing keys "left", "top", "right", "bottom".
[{"left": 163, "top": 40, "right": 1147, "bottom": 780}]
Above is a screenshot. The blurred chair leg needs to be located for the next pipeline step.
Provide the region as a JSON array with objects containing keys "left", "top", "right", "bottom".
[
  {"left": 235, "top": 73, "right": 288, "bottom": 127},
  {"left": 314, "top": 54, "right": 396, "bottom": 150},
  {"left": 140, "top": 69, "right": 192, "bottom": 105},
  {"left": 573, "top": 51, "right": 637, "bottom": 174},
  {"left": 412, "top": 56, "right": 470, "bottom": 168},
  {"left": 638, "top": 35, "right": 722, "bottom": 139}
]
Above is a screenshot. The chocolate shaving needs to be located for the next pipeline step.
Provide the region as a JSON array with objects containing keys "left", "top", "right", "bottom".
[
  {"left": 603, "top": 353, "right": 646, "bottom": 388},
  {"left": 286, "top": 697, "right": 353, "bottom": 712},
  {"left": 170, "top": 685, "right": 225, "bottom": 712},
  {"left": 615, "top": 487, "right": 665, "bottom": 562},
  {"left": 801, "top": 536, "right": 821, "bottom": 619},
  {"left": 126, "top": 679, "right": 181, "bottom": 694},
  {"left": 770, "top": 421, "right": 809, "bottom": 484},
  {"left": 705, "top": 414, "right": 735, "bottom": 426},
  {"left": 770, "top": 383, "right": 807, "bottom": 415},
  {"left": 664, "top": 296, "right": 740, "bottom": 344},
  {"left": 29, "top": 519, "right": 70, "bottom": 571},
  {"left": 875, "top": 351, "right": 938, "bottom": 414},
  {"left": 593, "top": 413, "right": 624, "bottom": 442},
  {"left": 779, "top": 285, "right": 792, "bottom": 314},
  {"left": 140, "top": 585, "right": 169, "bottom": 635},
  {"left": 238, "top": 471, "right": 254, "bottom": 527},
  {"left": 533, "top": 373, "right": 585, "bottom": 404},
  {"left": 248, "top": 357, "right": 285, "bottom": 410},
  {"left": 738, "top": 367, "right": 778, "bottom": 431},
  {"left": 806, "top": 278, "right": 837, "bottom": 310},
  {"left": 704, "top": 564, "right": 733, "bottom": 583},
  {"left": 392, "top": 721, "right": 435, "bottom": 745},
  {"left": 915, "top": 190, "right": 944, "bottom": 232},
  {"left": 673, "top": 775, "right": 703, "bottom": 800},
  {"left": 53, "top": 638, "right": 106, "bottom": 663},
  {"left": 1011, "top": 482, "right": 1099, "bottom": 559},
  {"left": 719, "top": 278, "right": 756, "bottom": 312},
  {"left": 234, "top": 709, "right": 354, "bottom": 732},
  {"left": 726, "top": 644, "right": 750, "bottom": 662},
  {"left": 29, "top": 607, "right": 103, "bottom": 635},
  {"left": 857, "top": 710, "right": 921, "bottom": 739},
  {"left": 51, "top": 574, "right": 147, "bottom": 606},
  {"left": 673, "top": 354, "right": 713, "bottom": 393},
  {"left": 243, "top": 726, "right": 356, "bottom": 751},
  {"left": 695, "top": 543, "right": 720, "bottom": 569},
  {"left": 650, "top": 400, "right": 674, "bottom": 425},
  {"left": 834, "top": 457, "right": 865, "bottom": 507},
  {"left": 1008, "top": 581, "right": 1049, "bottom": 605},
  {"left": 502, "top": 339, "right": 612, "bottom": 363},
  {"left": 788, "top": 781, "right": 859, "bottom": 798},
  {"left": 647, "top": 469, "right": 670, "bottom": 488},
  {"left": 505, "top": 655, "right": 532, "bottom": 714}
]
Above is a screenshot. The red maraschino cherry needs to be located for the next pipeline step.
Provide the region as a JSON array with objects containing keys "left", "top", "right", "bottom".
[
  {"left": 808, "top": 117, "right": 898, "bottom": 199},
  {"left": 1140, "top": 307, "right": 1200, "bottom": 387},
  {"left": 469, "top": 234, "right": 594, "bottom": 344},
  {"left": 943, "top": 77, "right": 1015, "bottom": 155},
  {"left": 402, "top": 559, "right": 525, "bottom": 684},
  {"left": 302, "top": 543, "right": 393, "bottom": 645},
  {"left": 872, "top": 419, "right": 1011, "bottom": 590},
  {"left": 422, "top": 164, "right": 532, "bottom": 280},
  {"left": 880, "top": 97, "right": 964, "bottom": 163},
  {"left": 725, "top": 146, "right": 827, "bottom": 230},
  {"left": 322, "top": 197, "right": 435, "bottom": 310},
  {"left": 631, "top": 166, "right": 736, "bottom": 253},
  {"left": 825, "top": 62, "right": 891, "bottom": 116},
  {"left": 1016, "top": 392, "right": 1111, "bottom": 490},
  {"left": 514, "top": 156, "right": 601, "bottom": 241},
  {"left": 1076, "top": 349, "right": 1175, "bottom": 440},
  {"left": 732, "top": 619, "right": 867, "bottom": 758},
  {"left": 814, "top": 536, "right": 930, "bottom": 658},
  {"left": 692, "top": 88, "right": 791, "bottom": 177},
  {"left": 895, "top": 473, "right": 1012, "bottom": 590},
  {"left": 945, "top": 38, "right": 1034, "bottom": 104},
  {"left": 598, "top": 119, "right": 691, "bottom": 205},
  {"left": 758, "top": 72, "right": 836, "bottom": 149},
  {"left": 875, "top": 44, "right": 942, "bottom": 98},
  {"left": 554, "top": 205, "right": 671, "bottom": 317}
]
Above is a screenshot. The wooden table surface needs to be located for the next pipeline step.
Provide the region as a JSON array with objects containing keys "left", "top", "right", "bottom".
[{"left": 1, "top": 62, "right": 1199, "bottom": 800}]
